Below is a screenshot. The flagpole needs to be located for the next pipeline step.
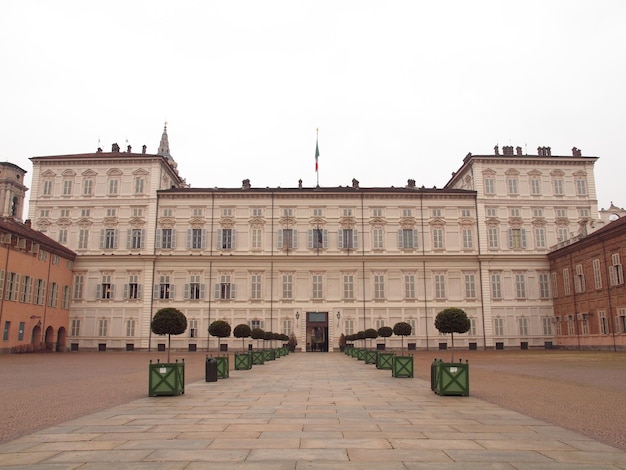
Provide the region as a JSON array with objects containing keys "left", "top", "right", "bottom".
[{"left": 315, "top": 128, "right": 320, "bottom": 188}]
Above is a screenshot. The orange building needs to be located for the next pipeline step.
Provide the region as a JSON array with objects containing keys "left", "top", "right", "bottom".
[
  {"left": 0, "top": 218, "right": 76, "bottom": 353},
  {"left": 548, "top": 216, "right": 626, "bottom": 350}
]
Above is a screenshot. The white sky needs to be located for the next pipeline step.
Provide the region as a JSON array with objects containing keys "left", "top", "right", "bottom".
[{"left": 1, "top": 1, "right": 625, "bottom": 211}]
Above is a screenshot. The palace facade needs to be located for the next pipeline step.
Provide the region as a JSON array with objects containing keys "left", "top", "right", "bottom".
[{"left": 27, "top": 131, "right": 601, "bottom": 351}]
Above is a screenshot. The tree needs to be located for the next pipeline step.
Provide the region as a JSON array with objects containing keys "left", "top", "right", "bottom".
[
  {"left": 393, "top": 322, "right": 412, "bottom": 354},
  {"left": 251, "top": 328, "right": 265, "bottom": 349},
  {"left": 434, "top": 307, "right": 471, "bottom": 362},
  {"left": 208, "top": 320, "right": 231, "bottom": 352},
  {"left": 378, "top": 326, "right": 393, "bottom": 348},
  {"left": 151, "top": 308, "right": 187, "bottom": 362},
  {"left": 356, "top": 331, "right": 365, "bottom": 348},
  {"left": 364, "top": 328, "right": 378, "bottom": 349},
  {"left": 233, "top": 324, "right": 252, "bottom": 352}
]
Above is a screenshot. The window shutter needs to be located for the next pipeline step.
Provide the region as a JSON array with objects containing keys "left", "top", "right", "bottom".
[
  {"left": 137, "top": 285, "right": 142, "bottom": 299},
  {"left": 113, "top": 230, "right": 119, "bottom": 249},
  {"left": 323, "top": 229, "right": 328, "bottom": 248},
  {"left": 308, "top": 229, "right": 313, "bottom": 249},
  {"left": 338, "top": 230, "right": 344, "bottom": 249},
  {"left": 155, "top": 229, "right": 162, "bottom": 248},
  {"left": 609, "top": 266, "right": 617, "bottom": 286},
  {"left": 168, "top": 285, "right": 175, "bottom": 299},
  {"left": 353, "top": 229, "right": 359, "bottom": 249},
  {"left": 123, "top": 284, "right": 128, "bottom": 299},
  {"left": 412, "top": 229, "right": 419, "bottom": 249},
  {"left": 184, "top": 283, "right": 190, "bottom": 300},
  {"left": 187, "top": 229, "right": 192, "bottom": 249},
  {"left": 0, "top": 270, "right": 4, "bottom": 300},
  {"left": 100, "top": 229, "right": 105, "bottom": 249},
  {"left": 201, "top": 229, "right": 207, "bottom": 249},
  {"left": 140, "top": 229, "right": 146, "bottom": 249},
  {"left": 171, "top": 229, "right": 177, "bottom": 249},
  {"left": 110, "top": 284, "right": 115, "bottom": 299},
  {"left": 153, "top": 284, "right": 159, "bottom": 299},
  {"left": 508, "top": 229, "right": 513, "bottom": 249},
  {"left": 96, "top": 284, "right": 102, "bottom": 299},
  {"left": 292, "top": 230, "right": 298, "bottom": 249},
  {"left": 232, "top": 229, "right": 236, "bottom": 249},
  {"left": 397, "top": 230, "right": 404, "bottom": 249},
  {"left": 521, "top": 229, "right": 527, "bottom": 249},
  {"left": 277, "top": 230, "right": 283, "bottom": 249},
  {"left": 200, "top": 284, "right": 206, "bottom": 299},
  {"left": 230, "top": 284, "right": 237, "bottom": 299},
  {"left": 214, "top": 283, "right": 220, "bottom": 299},
  {"left": 216, "top": 229, "right": 222, "bottom": 250},
  {"left": 126, "top": 229, "right": 131, "bottom": 249}
]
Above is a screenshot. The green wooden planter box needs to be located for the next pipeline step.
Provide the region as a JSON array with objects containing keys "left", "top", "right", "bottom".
[
  {"left": 364, "top": 350, "right": 377, "bottom": 364},
  {"left": 376, "top": 352, "right": 394, "bottom": 370},
  {"left": 345, "top": 346, "right": 353, "bottom": 356},
  {"left": 216, "top": 356, "right": 229, "bottom": 379},
  {"left": 252, "top": 350, "right": 265, "bottom": 365},
  {"left": 281, "top": 347, "right": 289, "bottom": 356},
  {"left": 433, "top": 361, "right": 469, "bottom": 396},
  {"left": 349, "top": 347, "right": 357, "bottom": 358},
  {"left": 234, "top": 352, "right": 252, "bottom": 370},
  {"left": 149, "top": 360, "right": 185, "bottom": 396},
  {"left": 263, "top": 349, "right": 275, "bottom": 361},
  {"left": 392, "top": 355, "right": 414, "bottom": 378},
  {"left": 274, "top": 348, "right": 282, "bottom": 358},
  {"left": 357, "top": 349, "right": 366, "bottom": 361}
]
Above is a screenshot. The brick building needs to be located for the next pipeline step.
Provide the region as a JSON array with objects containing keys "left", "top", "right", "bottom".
[{"left": 548, "top": 216, "right": 626, "bottom": 350}]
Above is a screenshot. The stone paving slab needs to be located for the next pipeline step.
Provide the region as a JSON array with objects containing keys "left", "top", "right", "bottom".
[{"left": 0, "top": 352, "right": 625, "bottom": 468}]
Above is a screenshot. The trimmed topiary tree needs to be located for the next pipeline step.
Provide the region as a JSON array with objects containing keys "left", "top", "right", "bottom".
[
  {"left": 378, "top": 326, "right": 393, "bottom": 348},
  {"left": 356, "top": 330, "right": 365, "bottom": 348},
  {"left": 434, "top": 307, "right": 471, "bottom": 362},
  {"left": 393, "top": 321, "right": 412, "bottom": 354},
  {"left": 151, "top": 308, "right": 187, "bottom": 362},
  {"left": 251, "top": 327, "right": 265, "bottom": 349},
  {"left": 233, "top": 323, "right": 252, "bottom": 352},
  {"left": 209, "top": 320, "right": 231, "bottom": 352},
  {"left": 364, "top": 328, "right": 378, "bottom": 349}
]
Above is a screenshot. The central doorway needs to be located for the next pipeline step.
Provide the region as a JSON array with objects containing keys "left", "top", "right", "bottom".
[{"left": 306, "top": 311, "right": 328, "bottom": 352}]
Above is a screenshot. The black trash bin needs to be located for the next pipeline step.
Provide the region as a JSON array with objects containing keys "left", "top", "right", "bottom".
[{"left": 205, "top": 357, "right": 218, "bottom": 382}]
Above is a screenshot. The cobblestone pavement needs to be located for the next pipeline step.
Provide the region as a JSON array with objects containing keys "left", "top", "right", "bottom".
[{"left": 0, "top": 350, "right": 626, "bottom": 450}]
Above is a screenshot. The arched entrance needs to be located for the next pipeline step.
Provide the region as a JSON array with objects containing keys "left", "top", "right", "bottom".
[
  {"left": 56, "top": 327, "right": 67, "bottom": 352},
  {"left": 306, "top": 312, "right": 328, "bottom": 352},
  {"left": 31, "top": 324, "right": 42, "bottom": 346},
  {"left": 44, "top": 326, "right": 54, "bottom": 351}
]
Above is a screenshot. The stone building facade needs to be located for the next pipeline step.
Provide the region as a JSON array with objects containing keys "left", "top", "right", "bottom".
[{"left": 26, "top": 133, "right": 602, "bottom": 352}]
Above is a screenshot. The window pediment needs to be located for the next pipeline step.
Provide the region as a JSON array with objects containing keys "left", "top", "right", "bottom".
[
  {"left": 399, "top": 217, "right": 416, "bottom": 229},
  {"left": 103, "top": 217, "right": 118, "bottom": 228},
  {"left": 62, "top": 169, "right": 76, "bottom": 177},
  {"left": 132, "top": 168, "right": 149, "bottom": 176},
  {"left": 41, "top": 170, "right": 56, "bottom": 177},
  {"left": 505, "top": 168, "right": 520, "bottom": 176},
  {"left": 482, "top": 168, "right": 496, "bottom": 176},
  {"left": 107, "top": 168, "right": 123, "bottom": 177},
  {"left": 550, "top": 169, "right": 565, "bottom": 177},
  {"left": 129, "top": 217, "right": 145, "bottom": 228},
  {"left": 82, "top": 169, "right": 97, "bottom": 177}
]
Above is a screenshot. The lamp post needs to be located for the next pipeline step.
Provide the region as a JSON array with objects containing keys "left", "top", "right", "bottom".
[
  {"left": 295, "top": 312, "right": 300, "bottom": 328},
  {"left": 336, "top": 311, "right": 341, "bottom": 327}
]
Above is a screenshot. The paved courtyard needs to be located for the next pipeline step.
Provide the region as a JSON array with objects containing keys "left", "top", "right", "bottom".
[{"left": 0, "top": 350, "right": 625, "bottom": 468}]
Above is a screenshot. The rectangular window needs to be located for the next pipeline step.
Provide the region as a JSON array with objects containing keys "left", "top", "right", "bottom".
[
  {"left": 219, "top": 228, "right": 235, "bottom": 250},
  {"left": 134, "top": 178, "right": 144, "bottom": 194},
  {"left": 510, "top": 208, "right": 521, "bottom": 218},
  {"left": 129, "top": 229, "right": 144, "bottom": 250},
  {"left": 432, "top": 208, "right": 442, "bottom": 217},
  {"left": 281, "top": 319, "right": 292, "bottom": 336},
  {"left": 534, "top": 227, "right": 546, "bottom": 249},
  {"left": 609, "top": 253, "right": 624, "bottom": 286},
  {"left": 187, "top": 273, "right": 203, "bottom": 300},
  {"left": 533, "top": 208, "right": 544, "bottom": 218},
  {"left": 405, "top": 273, "right": 416, "bottom": 299},
  {"left": 542, "top": 317, "right": 552, "bottom": 336},
  {"left": 251, "top": 228, "right": 262, "bottom": 250},
  {"left": 215, "top": 274, "right": 235, "bottom": 300},
  {"left": 494, "top": 317, "right": 504, "bottom": 336},
  {"left": 398, "top": 228, "right": 418, "bottom": 249},
  {"left": 99, "top": 275, "right": 113, "bottom": 299},
  {"left": 343, "top": 274, "right": 354, "bottom": 300},
  {"left": 126, "top": 319, "right": 136, "bottom": 337},
  {"left": 518, "top": 317, "right": 529, "bottom": 336},
  {"left": 108, "top": 179, "right": 119, "bottom": 195},
  {"left": 188, "top": 228, "right": 206, "bottom": 249},
  {"left": 551, "top": 272, "right": 558, "bottom": 298},
  {"left": 556, "top": 208, "right": 567, "bottom": 218},
  {"left": 83, "top": 179, "right": 93, "bottom": 195},
  {"left": 158, "top": 275, "right": 173, "bottom": 300},
  {"left": 539, "top": 273, "right": 550, "bottom": 299},
  {"left": 434, "top": 273, "right": 446, "bottom": 299},
  {"left": 81, "top": 209, "right": 91, "bottom": 217},
  {"left": 508, "top": 228, "right": 526, "bottom": 249},
  {"left": 574, "top": 264, "right": 586, "bottom": 293},
  {"left": 163, "top": 208, "right": 173, "bottom": 217},
  {"left": 491, "top": 272, "right": 502, "bottom": 299},
  {"left": 486, "top": 207, "right": 497, "bottom": 217},
  {"left": 599, "top": 311, "right": 609, "bottom": 335},
  {"left": 372, "top": 228, "right": 384, "bottom": 249},
  {"left": 402, "top": 209, "right": 412, "bottom": 217},
  {"left": 127, "top": 274, "right": 140, "bottom": 300},
  {"left": 252, "top": 208, "right": 264, "bottom": 217},
  {"left": 160, "top": 228, "right": 175, "bottom": 249},
  {"left": 593, "top": 259, "right": 602, "bottom": 289},
  {"left": 101, "top": 229, "right": 117, "bottom": 249},
  {"left": 553, "top": 179, "right": 564, "bottom": 195},
  {"left": 251, "top": 273, "right": 262, "bottom": 299},
  {"left": 20, "top": 275, "right": 32, "bottom": 303},
  {"left": 73, "top": 274, "right": 84, "bottom": 300},
  {"left": 132, "top": 208, "right": 143, "bottom": 218},
  {"left": 61, "top": 209, "right": 70, "bottom": 217},
  {"left": 507, "top": 178, "right": 518, "bottom": 195},
  {"left": 484, "top": 178, "right": 495, "bottom": 195},
  {"left": 98, "top": 318, "right": 108, "bottom": 337},
  {"left": 464, "top": 273, "right": 476, "bottom": 299},
  {"left": 487, "top": 227, "right": 499, "bottom": 249},
  {"left": 432, "top": 228, "right": 444, "bottom": 249},
  {"left": 344, "top": 208, "right": 354, "bottom": 217},
  {"left": 339, "top": 228, "right": 358, "bottom": 249},
  {"left": 188, "top": 319, "right": 198, "bottom": 338},
  {"left": 5, "top": 272, "right": 19, "bottom": 301},
  {"left": 70, "top": 318, "right": 80, "bottom": 336},
  {"left": 461, "top": 209, "right": 471, "bottom": 217},
  {"left": 469, "top": 318, "right": 477, "bottom": 336},
  {"left": 282, "top": 273, "right": 293, "bottom": 299},
  {"left": 578, "top": 208, "right": 590, "bottom": 218},
  {"left": 278, "top": 228, "right": 297, "bottom": 250},
  {"left": 62, "top": 285, "right": 71, "bottom": 309},
  {"left": 563, "top": 268, "right": 571, "bottom": 295},
  {"left": 530, "top": 178, "right": 541, "bottom": 195},
  {"left": 312, "top": 274, "right": 323, "bottom": 299},
  {"left": 374, "top": 274, "right": 385, "bottom": 299},
  {"left": 515, "top": 273, "right": 526, "bottom": 299},
  {"left": 576, "top": 179, "right": 587, "bottom": 195},
  {"left": 48, "top": 282, "right": 58, "bottom": 307},
  {"left": 192, "top": 208, "right": 203, "bottom": 217},
  {"left": 77, "top": 229, "right": 88, "bottom": 250},
  {"left": 309, "top": 228, "right": 326, "bottom": 249},
  {"left": 462, "top": 229, "right": 473, "bottom": 249},
  {"left": 372, "top": 208, "right": 382, "bottom": 217},
  {"left": 43, "top": 180, "right": 53, "bottom": 196},
  {"left": 557, "top": 227, "right": 570, "bottom": 243},
  {"left": 58, "top": 229, "right": 68, "bottom": 244},
  {"left": 345, "top": 319, "right": 355, "bottom": 336},
  {"left": 3, "top": 321, "right": 10, "bottom": 341},
  {"left": 62, "top": 180, "right": 73, "bottom": 195}
]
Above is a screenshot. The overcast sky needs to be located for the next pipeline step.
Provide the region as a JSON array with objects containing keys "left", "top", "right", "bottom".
[{"left": 2, "top": 1, "right": 624, "bottom": 212}]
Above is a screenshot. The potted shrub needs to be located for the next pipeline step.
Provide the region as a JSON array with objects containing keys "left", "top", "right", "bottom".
[
  {"left": 356, "top": 331, "right": 366, "bottom": 360},
  {"left": 233, "top": 323, "right": 252, "bottom": 370},
  {"left": 208, "top": 320, "right": 231, "bottom": 378},
  {"left": 149, "top": 308, "right": 187, "bottom": 396},
  {"left": 251, "top": 328, "right": 265, "bottom": 364},
  {"left": 376, "top": 326, "right": 394, "bottom": 369},
  {"left": 263, "top": 330, "right": 275, "bottom": 361},
  {"left": 363, "top": 328, "right": 378, "bottom": 364},
  {"left": 433, "top": 308, "right": 470, "bottom": 396},
  {"left": 391, "top": 321, "right": 414, "bottom": 378}
]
